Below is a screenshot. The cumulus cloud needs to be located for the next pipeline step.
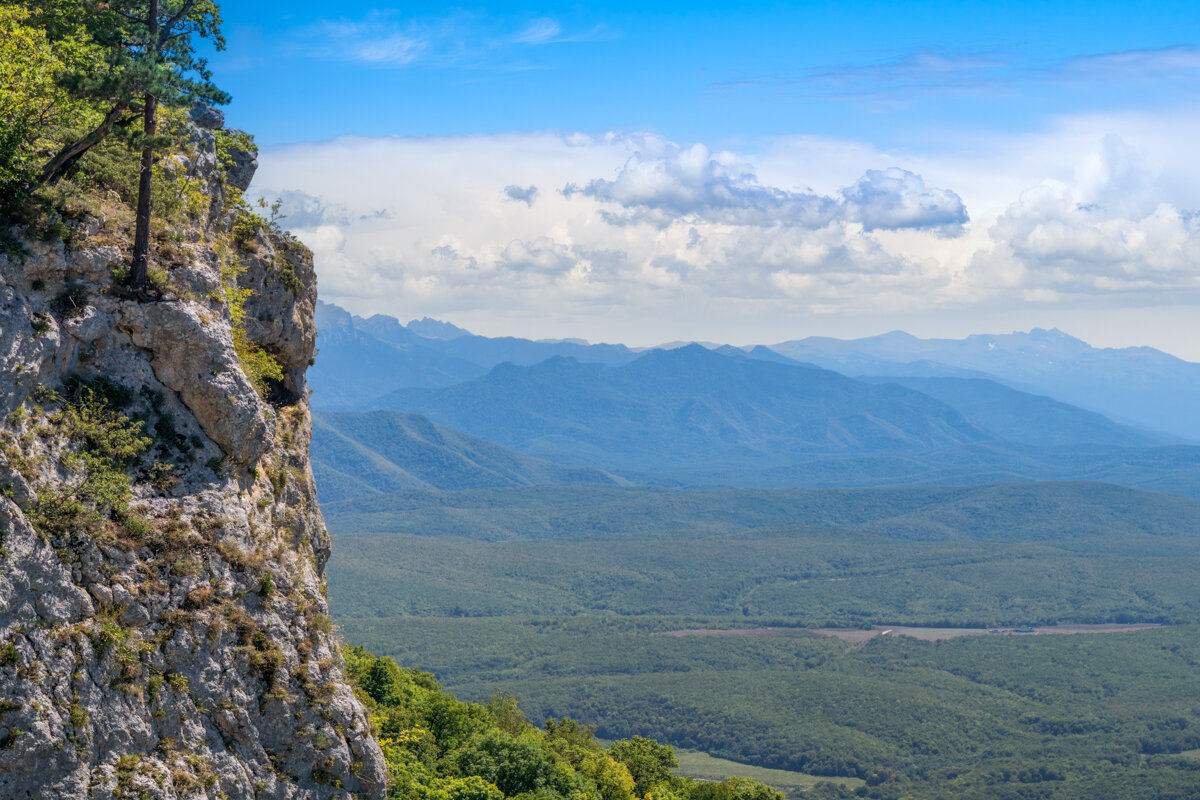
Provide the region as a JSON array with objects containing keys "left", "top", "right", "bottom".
[
  {"left": 841, "top": 168, "right": 968, "bottom": 233},
  {"left": 271, "top": 189, "right": 348, "bottom": 228},
  {"left": 975, "top": 182, "right": 1200, "bottom": 298},
  {"left": 499, "top": 237, "right": 576, "bottom": 273},
  {"left": 270, "top": 189, "right": 392, "bottom": 228},
  {"left": 568, "top": 144, "right": 967, "bottom": 236},
  {"left": 249, "top": 120, "right": 1200, "bottom": 348},
  {"left": 568, "top": 143, "right": 839, "bottom": 228}
]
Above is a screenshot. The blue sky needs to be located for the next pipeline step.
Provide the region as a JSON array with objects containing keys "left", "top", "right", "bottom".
[
  {"left": 209, "top": 2, "right": 1200, "bottom": 357},
  {"left": 216, "top": 1, "right": 1200, "bottom": 146}
]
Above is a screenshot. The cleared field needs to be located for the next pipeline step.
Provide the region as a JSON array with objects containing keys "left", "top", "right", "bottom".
[
  {"left": 662, "top": 623, "right": 1163, "bottom": 643},
  {"left": 672, "top": 748, "right": 864, "bottom": 796}
]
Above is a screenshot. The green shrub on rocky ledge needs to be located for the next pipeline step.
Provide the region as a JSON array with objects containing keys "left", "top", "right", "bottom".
[{"left": 25, "top": 377, "right": 151, "bottom": 540}]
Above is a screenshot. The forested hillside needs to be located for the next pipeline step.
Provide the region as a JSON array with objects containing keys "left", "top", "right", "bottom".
[{"left": 312, "top": 410, "right": 624, "bottom": 502}]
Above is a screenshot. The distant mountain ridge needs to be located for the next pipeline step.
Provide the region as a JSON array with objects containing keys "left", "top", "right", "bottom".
[
  {"left": 314, "top": 302, "right": 1198, "bottom": 442},
  {"left": 311, "top": 302, "right": 484, "bottom": 407},
  {"left": 858, "top": 376, "right": 1171, "bottom": 448},
  {"left": 311, "top": 303, "right": 1200, "bottom": 495},
  {"left": 769, "top": 328, "right": 1200, "bottom": 441},
  {"left": 310, "top": 301, "right": 639, "bottom": 408},
  {"left": 373, "top": 344, "right": 994, "bottom": 470}
]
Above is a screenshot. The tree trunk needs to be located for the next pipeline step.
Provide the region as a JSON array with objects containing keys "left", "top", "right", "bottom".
[
  {"left": 127, "top": 93, "right": 157, "bottom": 293},
  {"left": 37, "top": 102, "right": 129, "bottom": 185},
  {"left": 128, "top": 0, "right": 159, "bottom": 295}
]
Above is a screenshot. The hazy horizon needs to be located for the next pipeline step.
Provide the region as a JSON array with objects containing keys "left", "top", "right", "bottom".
[{"left": 325, "top": 299, "right": 1200, "bottom": 363}]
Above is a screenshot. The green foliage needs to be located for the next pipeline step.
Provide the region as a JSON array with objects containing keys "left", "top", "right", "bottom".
[
  {"left": 344, "top": 645, "right": 753, "bottom": 800},
  {"left": 235, "top": 335, "right": 285, "bottom": 399},
  {"left": 216, "top": 225, "right": 286, "bottom": 399},
  {"left": 25, "top": 377, "right": 152, "bottom": 539},
  {"left": 486, "top": 693, "right": 528, "bottom": 736},
  {"left": 610, "top": 737, "right": 678, "bottom": 796},
  {"left": 342, "top": 617, "right": 1200, "bottom": 800},
  {"left": 67, "top": 701, "right": 88, "bottom": 728},
  {"left": 0, "top": 5, "right": 102, "bottom": 199},
  {"left": 326, "top": 482, "right": 1200, "bottom": 626},
  {"left": 328, "top": 479, "right": 1200, "bottom": 799}
]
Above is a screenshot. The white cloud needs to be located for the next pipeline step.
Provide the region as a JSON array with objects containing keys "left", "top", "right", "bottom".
[
  {"left": 1064, "top": 46, "right": 1200, "bottom": 81},
  {"left": 249, "top": 115, "right": 1200, "bottom": 354},
  {"left": 841, "top": 168, "right": 968, "bottom": 233},
  {"left": 508, "top": 18, "right": 561, "bottom": 45},
  {"left": 568, "top": 143, "right": 966, "bottom": 234},
  {"left": 304, "top": 16, "right": 425, "bottom": 66},
  {"left": 713, "top": 44, "right": 1200, "bottom": 108},
  {"left": 569, "top": 142, "right": 839, "bottom": 228},
  {"left": 288, "top": 12, "right": 612, "bottom": 70}
]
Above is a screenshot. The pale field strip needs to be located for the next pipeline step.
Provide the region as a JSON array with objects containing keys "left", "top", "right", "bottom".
[{"left": 660, "top": 623, "right": 1163, "bottom": 643}]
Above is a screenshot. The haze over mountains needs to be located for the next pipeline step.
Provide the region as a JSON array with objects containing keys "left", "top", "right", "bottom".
[
  {"left": 774, "top": 329, "right": 1200, "bottom": 441},
  {"left": 313, "top": 302, "right": 1197, "bottom": 437},
  {"left": 375, "top": 347, "right": 991, "bottom": 470},
  {"left": 309, "top": 302, "right": 1200, "bottom": 498}
]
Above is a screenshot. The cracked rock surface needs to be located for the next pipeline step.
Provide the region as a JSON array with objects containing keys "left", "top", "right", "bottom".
[{"left": 0, "top": 123, "right": 386, "bottom": 799}]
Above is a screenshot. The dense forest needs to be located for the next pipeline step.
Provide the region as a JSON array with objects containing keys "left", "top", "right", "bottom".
[
  {"left": 327, "top": 481, "right": 1200, "bottom": 799},
  {"left": 326, "top": 483, "right": 1200, "bottom": 626}
]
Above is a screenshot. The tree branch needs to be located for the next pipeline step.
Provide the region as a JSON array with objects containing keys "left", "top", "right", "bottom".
[
  {"left": 37, "top": 102, "right": 133, "bottom": 185},
  {"left": 159, "top": 0, "right": 197, "bottom": 45}
]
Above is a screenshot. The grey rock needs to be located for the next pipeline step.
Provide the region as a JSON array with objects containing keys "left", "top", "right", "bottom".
[
  {"left": 222, "top": 129, "right": 258, "bottom": 192},
  {"left": 191, "top": 103, "right": 226, "bottom": 130},
  {"left": 0, "top": 119, "right": 386, "bottom": 799},
  {"left": 119, "top": 300, "right": 274, "bottom": 465}
]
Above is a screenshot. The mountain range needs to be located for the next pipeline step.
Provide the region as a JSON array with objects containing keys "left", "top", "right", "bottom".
[
  {"left": 313, "top": 303, "right": 1198, "bottom": 442},
  {"left": 373, "top": 345, "right": 994, "bottom": 470},
  {"left": 309, "top": 303, "right": 1200, "bottom": 496},
  {"left": 771, "top": 328, "right": 1200, "bottom": 441}
]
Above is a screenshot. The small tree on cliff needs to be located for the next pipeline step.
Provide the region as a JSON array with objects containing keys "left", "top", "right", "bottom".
[{"left": 21, "top": 0, "right": 228, "bottom": 292}]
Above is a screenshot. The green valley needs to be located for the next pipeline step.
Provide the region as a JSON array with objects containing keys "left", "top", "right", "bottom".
[{"left": 326, "top": 481, "right": 1200, "bottom": 799}]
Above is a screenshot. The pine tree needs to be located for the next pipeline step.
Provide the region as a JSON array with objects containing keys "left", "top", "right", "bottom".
[{"left": 21, "top": 0, "right": 228, "bottom": 292}]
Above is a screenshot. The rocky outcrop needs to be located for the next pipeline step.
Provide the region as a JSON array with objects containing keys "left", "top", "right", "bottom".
[{"left": 0, "top": 124, "right": 386, "bottom": 798}]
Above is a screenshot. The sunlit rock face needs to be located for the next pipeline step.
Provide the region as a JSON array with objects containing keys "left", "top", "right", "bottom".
[{"left": 0, "top": 122, "right": 386, "bottom": 799}]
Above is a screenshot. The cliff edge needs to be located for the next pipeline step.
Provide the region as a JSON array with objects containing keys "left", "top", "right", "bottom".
[{"left": 0, "top": 116, "right": 386, "bottom": 798}]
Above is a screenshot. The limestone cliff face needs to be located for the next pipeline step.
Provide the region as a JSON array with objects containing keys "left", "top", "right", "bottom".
[{"left": 0, "top": 121, "right": 386, "bottom": 798}]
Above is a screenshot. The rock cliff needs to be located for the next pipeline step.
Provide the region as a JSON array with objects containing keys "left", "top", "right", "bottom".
[{"left": 0, "top": 117, "right": 386, "bottom": 798}]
